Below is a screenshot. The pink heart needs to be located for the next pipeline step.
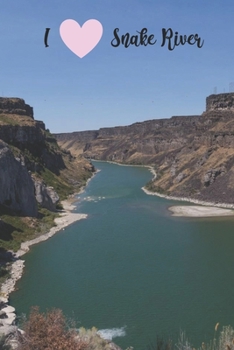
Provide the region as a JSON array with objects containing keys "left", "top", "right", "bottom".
[{"left": 60, "top": 19, "right": 103, "bottom": 58}]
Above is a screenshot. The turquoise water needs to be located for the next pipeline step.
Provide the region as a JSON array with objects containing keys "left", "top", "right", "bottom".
[{"left": 10, "top": 161, "right": 234, "bottom": 349}]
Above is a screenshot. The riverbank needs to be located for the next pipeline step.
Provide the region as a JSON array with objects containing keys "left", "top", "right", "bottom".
[
  {"left": 95, "top": 160, "right": 234, "bottom": 216},
  {"left": 0, "top": 167, "right": 99, "bottom": 300},
  {"left": 138, "top": 165, "right": 234, "bottom": 216},
  {"left": 142, "top": 187, "right": 234, "bottom": 215},
  {"left": 105, "top": 160, "right": 157, "bottom": 182},
  {"left": 0, "top": 199, "right": 87, "bottom": 335},
  {"left": 0, "top": 163, "right": 100, "bottom": 335},
  {"left": 142, "top": 185, "right": 234, "bottom": 207},
  {"left": 0, "top": 166, "right": 125, "bottom": 350}
]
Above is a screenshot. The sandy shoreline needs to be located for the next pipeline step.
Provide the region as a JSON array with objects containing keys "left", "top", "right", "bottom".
[{"left": 168, "top": 205, "right": 234, "bottom": 217}]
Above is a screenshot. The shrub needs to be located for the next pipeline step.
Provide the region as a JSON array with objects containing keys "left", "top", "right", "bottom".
[
  {"left": 176, "top": 331, "right": 193, "bottom": 350},
  {"left": 56, "top": 202, "right": 64, "bottom": 210},
  {"left": 18, "top": 306, "right": 87, "bottom": 350},
  {"left": 218, "top": 325, "right": 234, "bottom": 350},
  {"left": 197, "top": 324, "right": 234, "bottom": 350}
]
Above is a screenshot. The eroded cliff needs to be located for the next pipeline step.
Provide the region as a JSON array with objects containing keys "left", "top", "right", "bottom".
[{"left": 0, "top": 98, "right": 94, "bottom": 251}]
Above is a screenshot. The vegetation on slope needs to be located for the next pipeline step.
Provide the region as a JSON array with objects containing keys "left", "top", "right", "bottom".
[
  {"left": 13, "top": 307, "right": 121, "bottom": 350},
  {"left": 0, "top": 206, "right": 58, "bottom": 252}
]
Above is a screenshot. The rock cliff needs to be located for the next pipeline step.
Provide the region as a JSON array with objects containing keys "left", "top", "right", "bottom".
[
  {"left": 0, "top": 99, "right": 65, "bottom": 175},
  {"left": 206, "top": 93, "right": 234, "bottom": 112},
  {"left": 0, "top": 140, "right": 37, "bottom": 217},
  {"left": 55, "top": 93, "right": 234, "bottom": 205},
  {"left": 0, "top": 97, "right": 34, "bottom": 118},
  {"left": 0, "top": 98, "right": 93, "bottom": 218}
]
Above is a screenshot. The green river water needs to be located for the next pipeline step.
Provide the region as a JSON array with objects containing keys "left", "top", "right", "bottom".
[{"left": 10, "top": 161, "right": 234, "bottom": 349}]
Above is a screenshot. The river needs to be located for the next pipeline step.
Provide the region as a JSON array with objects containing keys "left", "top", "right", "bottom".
[{"left": 10, "top": 161, "right": 234, "bottom": 349}]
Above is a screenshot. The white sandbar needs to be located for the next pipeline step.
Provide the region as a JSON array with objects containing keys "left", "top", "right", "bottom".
[{"left": 169, "top": 205, "right": 234, "bottom": 217}]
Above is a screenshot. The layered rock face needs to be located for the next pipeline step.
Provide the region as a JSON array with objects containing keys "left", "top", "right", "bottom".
[
  {"left": 0, "top": 97, "right": 34, "bottom": 118},
  {"left": 0, "top": 98, "right": 63, "bottom": 216},
  {"left": 0, "top": 98, "right": 65, "bottom": 174},
  {"left": 206, "top": 93, "right": 234, "bottom": 112},
  {"left": 55, "top": 115, "right": 202, "bottom": 162},
  {"left": 55, "top": 93, "right": 234, "bottom": 204},
  {"left": 0, "top": 140, "right": 37, "bottom": 217}
]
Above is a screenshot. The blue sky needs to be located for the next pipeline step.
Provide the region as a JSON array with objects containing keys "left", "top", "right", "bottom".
[{"left": 1, "top": 1, "right": 234, "bottom": 132}]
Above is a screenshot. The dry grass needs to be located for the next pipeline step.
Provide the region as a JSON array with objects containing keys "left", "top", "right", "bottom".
[
  {"left": 176, "top": 325, "right": 234, "bottom": 350},
  {"left": 0, "top": 114, "right": 35, "bottom": 126}
]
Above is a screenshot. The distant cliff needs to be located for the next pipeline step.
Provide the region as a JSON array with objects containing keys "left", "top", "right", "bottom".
[
  {"left": 55, "top": 93, "right": 234, "bottom": 205},
  {"left": 206, "top": 93, "right": 234, "bottom": 112}
]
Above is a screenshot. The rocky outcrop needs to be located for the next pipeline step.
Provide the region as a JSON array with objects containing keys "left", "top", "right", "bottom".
[
  {"left": 0, "top": 123, "right": 67, "bottom": 175},
  {"left": 203, "top": 167, "right": 226, "bottom": 187},
  {"left": 0, "top": 97, "right": 66, "bottom": 175},
  {"left": 33, "top": 179, "right": 59, "bottom": 211},
  {"left": 174, "top": 172, "right": 187, "bottom": 184},
  {"left": 0, "top": 97, "right": 34, "bottom": 118},
  {"left": 0, "top": 140, "right": 37, "bottom": 217},
  {"left": 206, "top": 93, "right": 234, "bottom": 112}
]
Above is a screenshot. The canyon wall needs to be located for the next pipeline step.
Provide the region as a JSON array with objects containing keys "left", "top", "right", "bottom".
[
  {"left": 0, "top": 98, "right": 93, "bottom": 217},
  {"left": 54, "top": 93, "right": 234, "bottom": 204}
]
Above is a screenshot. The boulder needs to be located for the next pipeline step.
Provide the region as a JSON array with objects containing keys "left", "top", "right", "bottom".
[
  {"left": 0, "top": 325, "right": 18, "bottom": 336},
  {"left": 33, "top": 179, "right": 59, "bottom": 211},
  {"left": 0, "top": 310, "right": 6, "bottom": 318}
]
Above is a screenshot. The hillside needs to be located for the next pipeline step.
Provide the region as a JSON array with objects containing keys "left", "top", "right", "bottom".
[
  {"left": 55, "top": 93, "right": 234, "bottom": 205},
  {"left": 0, "top": 97, "right": 94, "bottom": 252}
]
